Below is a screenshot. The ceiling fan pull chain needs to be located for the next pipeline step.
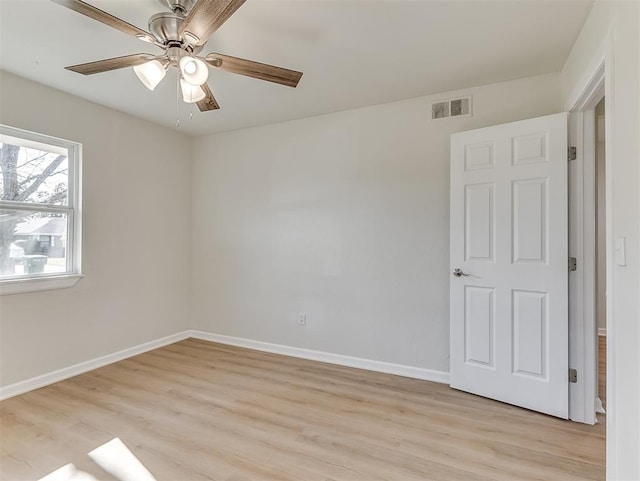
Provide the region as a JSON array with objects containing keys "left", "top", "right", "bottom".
[{"left": 176, "top": 72, "right": 180, "bottom": 127}]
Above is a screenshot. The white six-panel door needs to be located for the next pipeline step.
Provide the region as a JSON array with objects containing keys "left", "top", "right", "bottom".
[{"left": 450, "top": 113, "right": 569, "bottom": 418}]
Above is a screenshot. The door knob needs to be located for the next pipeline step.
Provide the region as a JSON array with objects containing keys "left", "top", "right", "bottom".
[{"left": 453, "top": 268, "right": 470, "bottom": 277}]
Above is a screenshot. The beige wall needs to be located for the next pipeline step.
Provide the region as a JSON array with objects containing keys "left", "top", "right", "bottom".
[
  {"left": 0, "top": 71, "right": 192, "bottom": 386},
  {"left": 561, "top": 2, "right": 640, "bottom": 479},
  {"left": 191, "top": 73, "right": 561, "bottom": 373}
]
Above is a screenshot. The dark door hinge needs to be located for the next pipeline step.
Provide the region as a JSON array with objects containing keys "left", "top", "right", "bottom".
[
  {"left": 568, "top": 146, "right": 577, "bottom": 161},
  {"left": 569, "top": 257, "right": 577, "bottom": 272}
]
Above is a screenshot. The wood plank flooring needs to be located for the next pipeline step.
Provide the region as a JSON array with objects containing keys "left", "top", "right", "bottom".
[
  {"left": 0, "top": 339, "right": 605, "bottom": 481},
  {"left": 598, "top": 335, "right": 606, "bottom": 409}
]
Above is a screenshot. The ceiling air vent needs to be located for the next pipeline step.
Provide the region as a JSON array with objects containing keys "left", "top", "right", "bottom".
[{"left": 431, "top": 96, "right": 472, "bottom": 120}]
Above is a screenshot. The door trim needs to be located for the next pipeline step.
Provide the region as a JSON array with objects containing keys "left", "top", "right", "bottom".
[
  {"left": 566, "top": 29, "right": 619, "bottom": 479},
  {"left": 567, "top": 59, "right": 608, "bottom": 420}
]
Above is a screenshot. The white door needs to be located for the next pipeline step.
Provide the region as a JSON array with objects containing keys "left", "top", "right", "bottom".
[{"left": 449, "top": 113, "right": 569, "bottom": 418}]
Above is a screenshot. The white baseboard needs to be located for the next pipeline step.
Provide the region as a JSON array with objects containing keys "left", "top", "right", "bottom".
[
  {"left": 189, "top": 330, "right": 450, "bottom": 384},
  {"left": 598, "top": 328, "right": 607, "bottom": 337},
  {"left": 0, "top": 331, "right": 190, "bottom": 401},
  {"left": 0, "top": 329, "right": 450, "bottom": 401}
]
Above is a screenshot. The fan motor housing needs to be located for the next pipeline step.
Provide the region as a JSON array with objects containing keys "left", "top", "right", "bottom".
[{"left": 149, "top": 12, "right": 184, "bottom": 44}]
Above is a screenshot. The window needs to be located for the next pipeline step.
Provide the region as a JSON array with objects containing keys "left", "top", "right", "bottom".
[{"left": 0, "top": 125, "right": 82, "bottom": 294}]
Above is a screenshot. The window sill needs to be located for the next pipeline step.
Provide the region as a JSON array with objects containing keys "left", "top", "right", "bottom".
[{"left": 0, "top": 274, "right": 84, "bottom": 296}]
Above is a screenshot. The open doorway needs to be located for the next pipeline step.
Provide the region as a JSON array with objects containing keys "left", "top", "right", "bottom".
[
  {"left": 595, "top": 98, "right": 606, "bottom": 414},
  {"left": 595, "top": 98, "right": 607, "bottom": 414},
  {"left": 568, "top": 63, "right": 604, "bottom": 426}
]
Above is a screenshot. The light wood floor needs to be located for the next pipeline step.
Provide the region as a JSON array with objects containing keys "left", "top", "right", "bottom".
[
  {"left": 598, "top": 335, "right": 606, "bottom": 409},
  {"left": 1, "top": 339, "right": 605, "bottom": 481}
]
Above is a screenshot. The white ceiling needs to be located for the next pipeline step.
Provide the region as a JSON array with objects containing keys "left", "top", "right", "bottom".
[{"left": 0, "top": 0, "right": 592, "bottom": 136}]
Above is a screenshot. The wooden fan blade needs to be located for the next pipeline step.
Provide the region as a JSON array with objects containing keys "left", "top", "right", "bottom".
[
  {"left": 66, "top": 54, "right": 157, "bottom": 75},
  {"left": 179, "top": 0, "right": 246, "bottom": 46},
  {"left": 197, "top": 83, "right": 220, "bottom": 111},
  {"left": 205, "top": 53, "right": 303, "bottom": 88},
  {"left": 51, "top": 0, "right": 152, "bottom": 40}
]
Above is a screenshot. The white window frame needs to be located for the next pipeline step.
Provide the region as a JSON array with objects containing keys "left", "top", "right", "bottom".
[{"left": 0, "top": 125, "right": 83, "bottom": 295}]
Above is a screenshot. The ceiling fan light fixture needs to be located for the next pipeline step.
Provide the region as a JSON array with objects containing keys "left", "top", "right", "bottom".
[
  {"left": 180, "top": 78, "right": 206, "bottom": 103},
  {"left": 179, "top": 56, "right": 209, "bottom": 86},
  {"left": 133, "top": 59, "right": 167, "bottom": 91},
  {"left": 54, "top": 0, "right": 301, "bottom": 114}
]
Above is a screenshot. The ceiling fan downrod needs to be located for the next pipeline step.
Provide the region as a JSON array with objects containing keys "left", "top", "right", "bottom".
[{"left": 162, "top": 0, "right": 196, "bottom": 16}]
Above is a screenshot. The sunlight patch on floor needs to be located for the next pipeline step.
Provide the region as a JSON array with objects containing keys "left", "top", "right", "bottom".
[
  {"left": 37, "top": 438, "right": 157, "bottom": 481},
  {"left": 38, "top": 464, "right": 97, "bottom": 481},
  {"left": 89, "top": 438, "right": 157, "bottom": 481}
]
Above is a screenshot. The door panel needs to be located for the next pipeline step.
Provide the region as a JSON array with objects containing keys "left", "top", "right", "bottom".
[
  {"left": 512, "top": 178, "right": 547, "bottom": 263},
  {"left": 464, "top": 285, "right": 495, "bottom": 367},
  {"left": 512, "top": 289, "right": 547, "bottom": 378},
  {"left": 450, "top": 113, "right": 568, "bottom": 418},
  {"left": 465, "top": 183, "right": 494, "bottom": 261}
]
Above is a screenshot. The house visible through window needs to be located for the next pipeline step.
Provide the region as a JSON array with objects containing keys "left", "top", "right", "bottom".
[{"left": 0, "top": 125, "right": 82, "bottom": 290}]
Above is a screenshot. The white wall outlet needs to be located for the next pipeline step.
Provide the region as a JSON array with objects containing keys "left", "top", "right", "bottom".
[{"left": 298, "top": 313, "right": 307, "bottom": 326}]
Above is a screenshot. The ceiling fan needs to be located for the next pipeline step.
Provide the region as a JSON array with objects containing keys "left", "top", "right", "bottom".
[{"left": 51, "top": 0, "right": 303, "bottom": 111}]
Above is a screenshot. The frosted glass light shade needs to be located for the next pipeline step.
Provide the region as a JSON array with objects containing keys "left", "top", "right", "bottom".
[
  {"left": 133, "top": 60, "right": 166, "bottom": 91},
  {"left": 180, "top": 78, "right": 206, "bottom": 103},
  {"left": 179, "top": 56, "right": 209, "bottom": 86}
]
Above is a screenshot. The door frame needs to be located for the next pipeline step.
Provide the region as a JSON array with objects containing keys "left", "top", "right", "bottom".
[
  {"left": 567, "top": 47, "right": 613, "bottom": 427},
  {"left": 568, "top": 63, "right": 603, "bottom": 425}
]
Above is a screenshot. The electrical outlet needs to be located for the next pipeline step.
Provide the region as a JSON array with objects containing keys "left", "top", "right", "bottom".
[{"left": 298, "top": 313, "right": 307, "bottom": 326}]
